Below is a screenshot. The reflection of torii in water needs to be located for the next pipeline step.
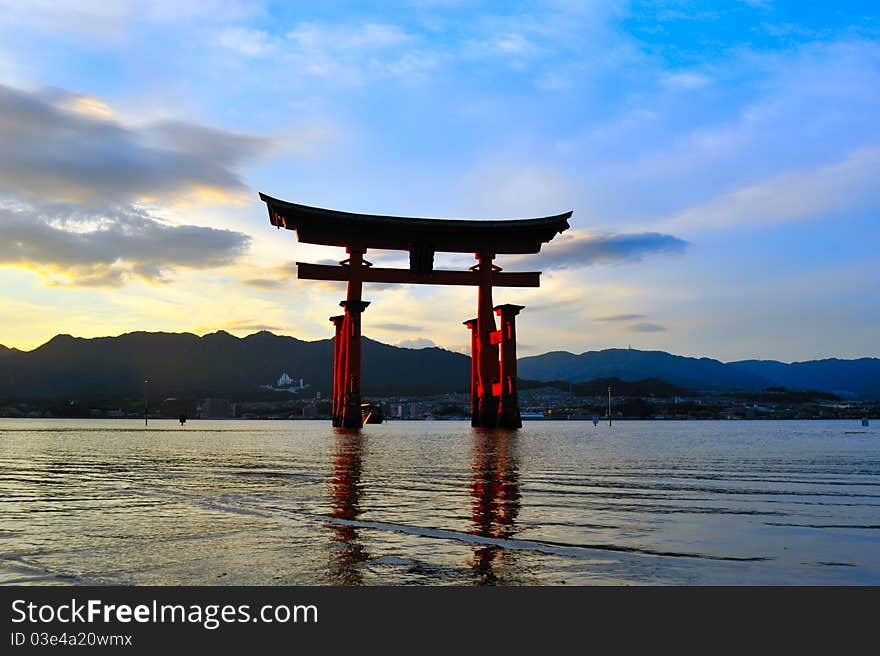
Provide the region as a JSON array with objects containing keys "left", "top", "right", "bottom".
[
  {"left": 325, "top": 428, "right": 522, "bottom": 585},
  {"left": 469, "top": 429, "right": 521, "bottom": 585},
  {"left": 326, "top": 429, "right": 368, "bottom": 585}
]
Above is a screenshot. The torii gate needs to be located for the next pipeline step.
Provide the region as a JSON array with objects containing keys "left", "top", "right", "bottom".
[{"left": 259, "top": 193, "right": 570, "bottom": 430}]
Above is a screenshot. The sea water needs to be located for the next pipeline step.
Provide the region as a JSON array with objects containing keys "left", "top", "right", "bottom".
[{"left": 1, "top": 418, "right": 878, "bottom": 585}]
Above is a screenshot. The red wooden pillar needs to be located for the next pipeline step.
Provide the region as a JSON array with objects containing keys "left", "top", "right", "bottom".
[
  {"left": 339, "top": 300, "right": 369, "bottom": 428},
  {"left": 340, "top": 247, "right": 369, "bottom": 429},
  {"left": 495, "top": 304, "right": 524, "bottom": 428},
  {"left": 463, "top": 318, "right": 479, "bottom": 426},
  {"left": 339, "top": 313, "right": 350, "bottom": 425},
  {"left": 329, "top": 315, "right": 345, "bottom": 426},
  {"left": 475, "top": 250, "right": 500, "bottom": 428}
]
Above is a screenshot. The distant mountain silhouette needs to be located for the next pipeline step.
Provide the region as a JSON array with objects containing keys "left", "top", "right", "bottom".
[
  {"left": 729, "top": 358, "right": 880, "bottom": 399},
  {"left": 0, "top": 333, "right": 877, "bottom": 399},
  {"left": 0, "top": 331, "right": 469, "bottom": 398},
  {"left": 518, "top": 348, "right": 771, "bottom": 390},
  {"left": 519, "top": 348, "right": 880, "bottom": 398}
]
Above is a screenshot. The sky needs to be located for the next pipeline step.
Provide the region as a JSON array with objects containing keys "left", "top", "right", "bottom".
[{"left": 0, "top": 0, "right": 877, "bottom": 362}]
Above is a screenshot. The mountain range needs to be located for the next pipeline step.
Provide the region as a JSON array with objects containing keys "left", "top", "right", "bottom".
[
  {"left": 0, "top": 331, "right": 878, "bottom": 399},
  {"left": 518, "top": 348, "right": 880, "bottom": 399},
  {"left": 0, "top": 331, "right": 468, "bottom": 398}
]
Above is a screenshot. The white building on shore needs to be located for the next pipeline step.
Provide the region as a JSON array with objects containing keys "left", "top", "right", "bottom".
[{"left": 263, "top": 371, "right": 309, "bottom": 393}]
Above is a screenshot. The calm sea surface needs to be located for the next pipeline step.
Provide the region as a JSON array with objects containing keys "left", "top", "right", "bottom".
[{"left": 1, "top": 418, "right": 878, "bottom": 585}]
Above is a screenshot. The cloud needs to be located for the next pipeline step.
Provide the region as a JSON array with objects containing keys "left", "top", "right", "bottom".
[
  {"left": 460, "top": 162, "right": 577, "bottom": 217},
  {"left": 287, "top": 22, "right": 412, "bottom": 51},
  {"left": 277, "top": 261, "right": 302, "bottom": 276},
  {"left": 464, "top": 32, "right": 542, "bottom": 59},
  {"left": 221, "top": 320, "right": 282, "bottom": 333},
  {"left": 661, "top": 146, "right": 880, "bottom": 233},
  {"left": 550, "top": 38, "right": 880, "bottom": 228},
  {"left": 45, "top": 89, "right": 116, "bottom": 119},
  {"left": 214, "top": 26, "right": 275, "bottom": 57},
  {"left": 241, "top": 278, "right": 284, "bottom": 289},
  {"left": 0, "top": 83, "right": 271, "bottom": 205},
  {"left": 595, "top": 313, "right": 647, "bottom": 322},
  {"left": 0, "top": 1, "right": 261, "bottom": 40},
  {"left": 626, "top": 322, "right": 666, "bottom": 332},
  {"left": 264, "top": 21, "right": 434, "bottom": 84},
  {"left": 0, "top": 203, "right": 249, "bottom": 287},
  {"left": 661, "top": 72, "right": 712, "bottom": 89},
  {"left": 395, "top": 338, "right": 437, "bottom": 349},
  {"left": 144, "top": 121, "right": 268, "bottom": 164},
  {"left": 372, "top": 322, "right": 424, "bottom": 332},
  {"left": 239, "top": 259, "right": 403, "bottom": 293},
  {"left": 512, "top": 230, "right": 688, "bottom": 269}
]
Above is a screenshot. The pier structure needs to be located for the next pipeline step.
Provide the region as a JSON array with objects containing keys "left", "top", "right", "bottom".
[{"left": 259, "top": 193, "right": 570, "bottom": 429}]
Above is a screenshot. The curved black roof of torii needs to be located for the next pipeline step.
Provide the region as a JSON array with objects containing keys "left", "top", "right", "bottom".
[{"left": 259, "top": 193, "right": 571, "bottom": 254}]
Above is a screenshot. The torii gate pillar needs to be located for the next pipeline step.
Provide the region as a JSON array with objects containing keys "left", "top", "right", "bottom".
[
  {"left": 330, "top": 247, "right": 370, "bottom": 429},
  {"left": 329, "top": 314, "right": 345, "bottom": 425},
  {"left": 495, "top": 304, "right": 524, "bottom": 429},
  {"left": 465, "top": 293, "right": 525, "bottom": 428},
  {"left": 463, "top": 318, "right": 479, "bottom": 426},
  {"left": 475, "top": 250, "right": 501, "bottom": 428}
]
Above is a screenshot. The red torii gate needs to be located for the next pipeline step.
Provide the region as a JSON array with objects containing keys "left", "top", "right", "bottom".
[{"left": 259, "top": 193, "right": 571, "bottom": 429}]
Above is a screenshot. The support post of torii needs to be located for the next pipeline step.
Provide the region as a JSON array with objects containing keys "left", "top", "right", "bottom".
[
  {"left": 466, "top": 299, "right": 525, "bottom": 429},
  {"left": 463, "top": 318, "right": 479, "bottom": 426},
  {"left": 495, "top": 304, "right": 524, "bottom": 429},
  {"left": 337, "top": 247, "right": 370, "bottom": 429},
  {"left": 475, "top": 250, "right": 500, "bottom": 427},
  {"left": 329, "top": 314, "right": 344, "bottom": 425}
]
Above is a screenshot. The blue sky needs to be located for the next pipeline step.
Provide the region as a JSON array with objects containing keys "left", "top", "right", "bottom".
[{"left": 0, "top": 0, "right": 877, "bottom": 361}]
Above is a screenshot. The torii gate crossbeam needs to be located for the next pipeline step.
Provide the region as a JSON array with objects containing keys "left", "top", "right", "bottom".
[{"left": 296, "top": 263, "right": 541, "bottom": 287}]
